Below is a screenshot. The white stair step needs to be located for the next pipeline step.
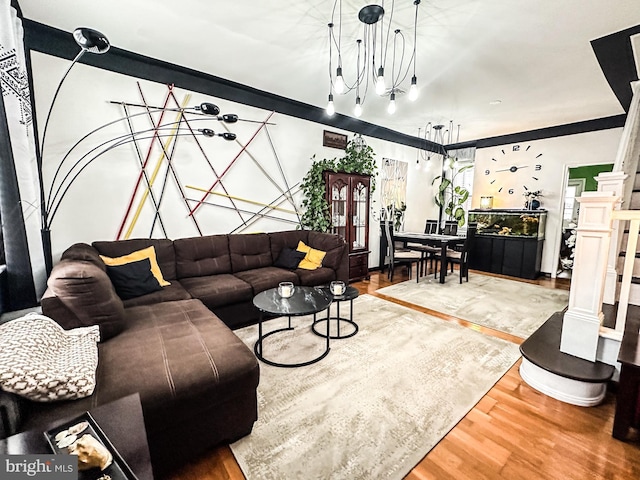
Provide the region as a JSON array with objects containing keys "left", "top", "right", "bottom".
[
  {"left": 627, "top": 282, "right": 640, "bottom": 306},
  {"left": 629, "top": 194, "right": 640, "bottom": 210},
  {"left": 616, "top": 254, "right": 640, "bottom": 277}
]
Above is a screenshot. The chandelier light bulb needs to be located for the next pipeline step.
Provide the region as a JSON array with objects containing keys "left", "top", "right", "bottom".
[
  {"left": 326, "top": 93, "right": 335, "bottom": 116},
  {"left": 354, "top": 97, "right": 362, "bottom": 117},
  {"left": 387, "top": 92, "right": 396, "bottom": 114},
  {"left": 335, "top": 67, "right": 345, "bottom": 94},
  {"left": 376, "top": 67, "right": 385, "bottom": 95},
  {"left": 415, "top": 158, "right": 421, "bottom": 170},
  {"left": 409, "top": 75, "right": 419, "bottom": 101}
]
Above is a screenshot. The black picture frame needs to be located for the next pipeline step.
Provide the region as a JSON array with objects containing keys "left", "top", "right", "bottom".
[{"left": 323, "top": 130, "right": 348, "bottom": 149}]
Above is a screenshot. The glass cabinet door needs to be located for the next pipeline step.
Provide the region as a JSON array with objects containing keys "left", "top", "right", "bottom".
[
  {"left": 330, "top": 178, "right": 348, "bottom": 241},
  {"left": 352, "top": 180, "right": 368, "bottom": 250}
]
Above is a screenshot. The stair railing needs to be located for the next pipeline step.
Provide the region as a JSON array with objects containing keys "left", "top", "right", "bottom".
[{"left": 609, "top": 210, "right": 640, "bottom": 334}]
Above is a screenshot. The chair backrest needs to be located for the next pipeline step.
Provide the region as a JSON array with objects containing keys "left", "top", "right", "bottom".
[
  {"left": 383, "top": 220, "right": 396, "bottom": 264},
  {"left": 441, "top": 221, "right": 458, "bottom": 236},
  {"left": 424, "top": 219, "right": 438, "bottom": 235},
  {"left": 459, "top": 223, "right": 477, "bottom": 261}
]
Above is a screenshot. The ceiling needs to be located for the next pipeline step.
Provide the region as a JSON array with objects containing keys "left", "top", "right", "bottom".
[{"left": 17, "top": 0, "right": 640, "bottom": 144}]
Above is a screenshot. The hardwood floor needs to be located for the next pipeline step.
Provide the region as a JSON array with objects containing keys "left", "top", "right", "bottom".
[{"left": 168, "top": 268, "right": 640, "bottom": 480}]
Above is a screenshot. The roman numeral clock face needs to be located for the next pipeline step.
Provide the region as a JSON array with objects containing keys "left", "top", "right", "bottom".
[{"left": 484, "top": 144, "right": 543, "bottom": 195}]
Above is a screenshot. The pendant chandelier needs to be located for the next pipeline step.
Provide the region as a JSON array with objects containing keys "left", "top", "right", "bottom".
[
  {"left": 326, "top": 1, "right": 421, "bottom": 118},
  {"left": 415, "top": 121, "right": 460, "bottom": 169}
]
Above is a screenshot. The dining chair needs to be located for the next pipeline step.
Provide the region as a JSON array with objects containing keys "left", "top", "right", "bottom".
[
  {"left": 407, "top": 219, "right": 440, "bottom": 276},
  {"left": 441, "top": 220, "right": 458, "bottom": 236},
  {"left": 384, "top": 221, "right": 422, "bottom": 282},
  {"left": 434, "top": 224, "right": 476, "bottom": 283}
]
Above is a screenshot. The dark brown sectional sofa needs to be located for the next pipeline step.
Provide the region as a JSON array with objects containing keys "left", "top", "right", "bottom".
[{"left": 11, "top": 229, "right": 348, "bottom": 478}]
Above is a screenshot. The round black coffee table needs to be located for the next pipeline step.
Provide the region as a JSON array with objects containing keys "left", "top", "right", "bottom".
[
  {"left": 253, "top": 286, "right": 332, "bottom": 368},
  {"left": 312, "top": 285, "right": 359, "bottom": 339}
]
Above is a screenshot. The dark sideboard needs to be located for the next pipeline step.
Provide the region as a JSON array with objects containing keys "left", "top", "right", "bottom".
[{"left": 468, "top": 209, "right": 546, "bottom": 280}]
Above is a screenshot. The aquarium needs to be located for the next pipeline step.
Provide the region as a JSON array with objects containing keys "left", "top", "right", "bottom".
[{"left": 468, "top": 209, "right": 546, "bottom": 239}]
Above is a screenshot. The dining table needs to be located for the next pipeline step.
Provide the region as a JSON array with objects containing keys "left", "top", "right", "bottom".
[{"left": 392, "top": 231, "right": 466, "bottom": 283}]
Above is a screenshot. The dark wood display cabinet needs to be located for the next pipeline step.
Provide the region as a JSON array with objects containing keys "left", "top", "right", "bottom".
[
  {"left": 324, "top": 171, "right": 371, "bottom": 282},
  {"left": 468, "top": 209, "right": 547, "bottom": 280}
]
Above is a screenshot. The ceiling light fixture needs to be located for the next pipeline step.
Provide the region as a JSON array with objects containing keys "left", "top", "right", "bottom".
[
  {"left": 415, "top": 121, "right": 460, "bottom": 169},
  {"left": 326, "top": 0, "right": 421, "bottom": 117}
]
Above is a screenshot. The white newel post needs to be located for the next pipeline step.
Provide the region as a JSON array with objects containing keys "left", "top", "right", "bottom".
[
  {"left": 560, "top": 192, "right": 618, "bottom": 361},
  {"left": 596, "top": 172, "right": 627, "bottom": 305}
]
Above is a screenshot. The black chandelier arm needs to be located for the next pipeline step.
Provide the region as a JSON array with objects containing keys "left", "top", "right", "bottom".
[
  {"left": 390, "top": 30, "right": 408, "bottom": 89},
  {"left": 45, "top": 130, "right": 216, "bottom": 228}
]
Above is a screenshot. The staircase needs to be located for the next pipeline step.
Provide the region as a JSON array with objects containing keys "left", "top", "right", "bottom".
[{"left": 520, "top": 81, "right": 640, "bottom": 407}]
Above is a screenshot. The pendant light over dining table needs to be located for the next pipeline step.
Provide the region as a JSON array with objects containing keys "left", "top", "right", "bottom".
[{"left": 325, "top": 1, "right": 421, "bottom": 117}]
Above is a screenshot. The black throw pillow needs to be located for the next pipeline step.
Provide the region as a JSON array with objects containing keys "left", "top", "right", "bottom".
[
  {"left": 274, "top": 247, "right": 306, "bottom": 270},
  {"left": 106, "top": 257, "right": 162, "bottom": 300}
]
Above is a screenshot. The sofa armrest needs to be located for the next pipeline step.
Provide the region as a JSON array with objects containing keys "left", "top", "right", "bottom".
[{"left": 44, "top": 260, "right": 125, "bottom": 341}]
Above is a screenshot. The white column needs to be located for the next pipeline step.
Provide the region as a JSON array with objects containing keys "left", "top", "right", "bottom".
[
  {"left": 560, "top": 192, "right": 618, "bottom": 361},
  {"left": 596, "top": 172, "right": 627, "bottom": 304}
]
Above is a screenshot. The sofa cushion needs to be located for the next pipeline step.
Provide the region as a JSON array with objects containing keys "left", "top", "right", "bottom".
[
  {"left": 179, "top": 274, "right": 253, "bottom": 309},
  {"left": 47, "top": 260, "right": 125, "bottom": 341},
  {"left": 273, "top": 247, "right": 306, "bottom": 270},
  {"left": 105, "top": 258, "right": 163, "bottom": 300},
  {"left": 93, "top": 239, "right": 177, "bottom": 281},
  {"left": 121, "top": 281, "right": 192, "bottom": 308},
  {"left": 295, "top": 266, "right": 337, "bottom": 286},
  {"left": 100, "top": 300, "right": 259, "bottom": 429},
  {"left": 175, "top": 235, "right": 231, "bottom": 278},
  {"left": 269, "top": 230, "right": 309, "bottom": 261},
  {"left": 61, "top": 243, "right": 106, "bottom": 272},
  {"left": 99, "top": 246, "right": 171, "bottom": 287},
  {"left": 296, "top": 241, "right": 326, "bottom": 270},
  {"left": 308, "top": 231, "right": 347, "bottom": 270},
  {"left": 229, "top": 234, "right": 272, "bottom": 273},
  {"left": 234, "top": 266, "right": 299, "bottom": 294}
]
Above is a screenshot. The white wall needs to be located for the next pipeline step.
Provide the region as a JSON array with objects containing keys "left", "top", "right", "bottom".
[
  {"left": 35, "top": 51, "right": 621, "bottom": 278},
  {"left": 32, "top": 53, "right": 440, "bottom": 269},
  {"left": 473, "top": 129, "right": 622, "bottom": 275}
]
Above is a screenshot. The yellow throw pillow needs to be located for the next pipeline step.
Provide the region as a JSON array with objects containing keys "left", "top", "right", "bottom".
[
  {"left": 100, "top": 246, "right": 170, "bottom": 286},
  {"left": 296, "top": 241, "right": 326, "bottom": 270}
]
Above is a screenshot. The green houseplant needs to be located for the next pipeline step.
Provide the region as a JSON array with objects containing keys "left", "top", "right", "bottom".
[
  {"left": 432, "top": 157, "right": 472, "bottom": 227},
  {"left": 299, "top": 140, "right": 376, "bottom": 232}
]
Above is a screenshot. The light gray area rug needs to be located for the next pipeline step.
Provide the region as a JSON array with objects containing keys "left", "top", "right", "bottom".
[
  {"left": 377, "top": 274, "right": 569, "bottom": 338},
  {"left": 230, "top": 295, "right": 521, "bottom": 479}
]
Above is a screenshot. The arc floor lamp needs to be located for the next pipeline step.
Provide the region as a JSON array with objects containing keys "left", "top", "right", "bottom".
[{"left": 37, "top": 27, "right": 111, "bottom": 275}]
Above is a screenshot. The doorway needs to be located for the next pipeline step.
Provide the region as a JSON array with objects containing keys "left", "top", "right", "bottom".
[{"left": 557, "top": 164, "right": 613, "bottom": 278}]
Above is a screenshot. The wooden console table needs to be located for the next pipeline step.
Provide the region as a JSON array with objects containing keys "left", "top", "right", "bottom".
[{"left": 613, "top": 330, "right": 640, "bottom": 440}]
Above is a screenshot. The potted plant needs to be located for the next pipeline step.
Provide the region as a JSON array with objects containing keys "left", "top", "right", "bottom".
[
  {"left": 299, "top": 139, "right": 377, "bottom": 231},
  {"left": 523, "top": 190, "right": 543, "bottom": 209},
  {"left": 431, "top": 156, "right": 472, "bottom": 227}
]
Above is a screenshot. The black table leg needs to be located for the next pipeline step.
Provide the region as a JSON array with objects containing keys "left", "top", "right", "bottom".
[{"left": 439, "top": 241, "right": 447, "bottom": 283}]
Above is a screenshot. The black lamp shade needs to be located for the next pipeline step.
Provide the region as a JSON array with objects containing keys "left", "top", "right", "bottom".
[
  {"left": 198, "top": 103, "right": 221, "bottom": 116},
  {"left": 221, "top": 114, "right": 238, "bottom": 123},
  {"left": 73, "top": 27, "right": 110, "bottom": 54}
]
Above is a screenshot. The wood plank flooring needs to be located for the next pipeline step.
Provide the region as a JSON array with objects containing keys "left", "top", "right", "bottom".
[{"left": 168, "top": 268, "right": 640, "bottom": 480}]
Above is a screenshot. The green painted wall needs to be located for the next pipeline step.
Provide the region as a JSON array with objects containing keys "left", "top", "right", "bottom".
[{"left": 568, "top": 163, "right": 614, "bottom": 191}]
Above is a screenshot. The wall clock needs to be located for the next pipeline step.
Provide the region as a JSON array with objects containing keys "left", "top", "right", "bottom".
[{"left": 484, "top": 144, "right": 543, "bottom": 195}]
